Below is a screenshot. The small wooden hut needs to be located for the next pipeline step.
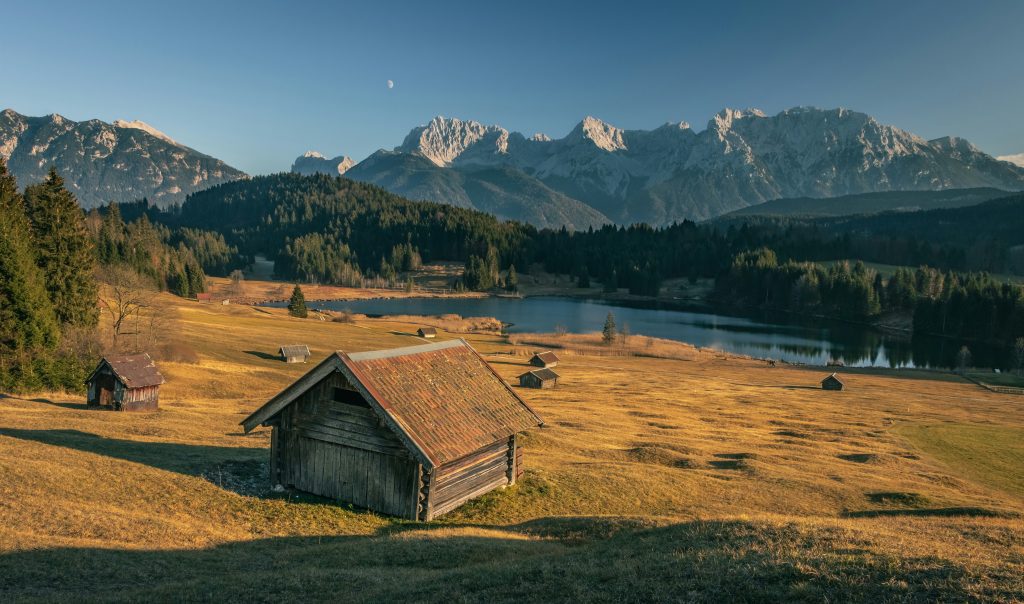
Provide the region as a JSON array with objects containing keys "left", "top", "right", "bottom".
[
  {"left": 417, "top": 327, "right": 437, "bottom": 338},
  {"left": 529, "top": 351, "right": 559, "bottom": 368},
  {"left": 279, "top": 345, "right": 311, "bottom": 363},
  {"left": 519, "top": 368, "right": 559, "bottom": 389},
  {"left": 821, "top": 373, "right": 845, "bottom": 391},
  {"left": 196, "top": 292, "right": 212, "bottom": 302},
  {"left": 241, "top": 339, "right": 544, "bottom": 520},
  {"left": 85, "top": 353, "right": 164, "bottom": 411}
]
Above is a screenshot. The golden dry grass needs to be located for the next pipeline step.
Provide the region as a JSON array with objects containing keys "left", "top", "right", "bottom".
[{"left": 1, "top": 292, "right": 1023, "bottom": 601}]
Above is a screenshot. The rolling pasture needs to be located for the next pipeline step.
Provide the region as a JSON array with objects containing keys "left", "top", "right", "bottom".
[{"left": 0, "top": 293, "right": 1022, "bottom": 601}]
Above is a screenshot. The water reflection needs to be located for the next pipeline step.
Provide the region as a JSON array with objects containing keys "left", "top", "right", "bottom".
[{"left": 271, "top": 296, "right": 1008, "bottom": 370}]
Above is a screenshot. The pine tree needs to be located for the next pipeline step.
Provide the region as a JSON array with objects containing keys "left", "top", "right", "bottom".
[
  {"left": 505, "top": 264, "right": 518, "bottom": 292},
  {"left": 602, "top": 312, "right": 617, "bottom": 345},
  {"left": 24, "top": 167, "right": 98, "bottom": 327},
  {"left": 0, "top": 159, "right": 60, "bottom": 357},
  {"left": 577, "top": 266, "right": 590, "bottom": 289},
  {"left": 288, "top": 284, "right": 308, "bottom": 318},
  {"left": 1013, "top": 337, "right": 1024, "bottom": 376}
]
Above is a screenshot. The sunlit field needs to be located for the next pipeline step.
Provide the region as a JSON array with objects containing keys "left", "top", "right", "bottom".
[{"left": 1, "top": 292, "right": 1022, "bottom": 601}]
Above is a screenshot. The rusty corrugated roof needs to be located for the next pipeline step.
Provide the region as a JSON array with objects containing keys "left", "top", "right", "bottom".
[
  {"left": 341, "top": 339, "right": 543, "bottom": 466},
  {"left": 90, "top": 353, "right": 165, "bottom": 388}
]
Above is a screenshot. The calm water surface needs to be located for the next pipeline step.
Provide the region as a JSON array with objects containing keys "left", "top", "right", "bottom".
[{"left": 271, "top": 295, "right": 1006, "bottom": 370}]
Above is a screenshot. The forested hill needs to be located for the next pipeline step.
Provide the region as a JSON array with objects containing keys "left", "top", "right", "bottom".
[
  {"left": 164, "top": 173, "right": 536, "bottom": 283},
  {"left": 828, "top": 193, "right": 1024, "bottom": 248},
  {"left": 720, "top": 187, "right": 1010, "bottom": 219}
]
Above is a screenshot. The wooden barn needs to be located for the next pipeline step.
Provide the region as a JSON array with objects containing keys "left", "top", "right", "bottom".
[
  {"left": 821, "top": 373, "right": 845, "bottom": 391},
  {"left": 85, "top": 353, "right": 165, "bottom": 411},
  {"left": 279, "top": 344, "right": 311, "bottom": 363},
  {"left": 529, "top": 351, "right": 559, "bottom": 368},
  {"left": 417, "top": 327, "right": 437, "bottom": 338},
  {"left": 241, "top": 339, "right": 544, "bottom": 520},
  {"left": 519, "top": 368, "right": 559, "bottom": 389}
]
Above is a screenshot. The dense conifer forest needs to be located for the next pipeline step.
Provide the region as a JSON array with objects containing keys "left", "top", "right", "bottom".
[{"left": 114, "top": 172, "right": 1024, "bottom": 346}]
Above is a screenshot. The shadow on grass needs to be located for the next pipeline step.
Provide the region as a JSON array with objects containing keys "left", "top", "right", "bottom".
[
  {"left": 0, "top": 517, "right": 1001, "bottom": 602},
  {"left": 0, "top": 393, "right": 89, "bottom": 410},
  {"left": 0, "top": 428, "right": 263, "bottom": 478},
  {"left": 843, "top": 507, "right": 1011, "bottom": 519},
  {"left": 244, "top": 350, "right": 282, "bottom": 361}
]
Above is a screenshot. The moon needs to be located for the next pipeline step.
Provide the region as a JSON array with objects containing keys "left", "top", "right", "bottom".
[{"left": 387, "top": 80, "right": 394, "bottom": 89}]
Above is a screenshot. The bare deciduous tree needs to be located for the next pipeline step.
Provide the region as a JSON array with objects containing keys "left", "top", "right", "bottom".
[
  {"left": 99, "top": 266, "right": 153, "bottom": 347},
  {"left": 228, "top": 269, "right": 245, "bottom": 297}
]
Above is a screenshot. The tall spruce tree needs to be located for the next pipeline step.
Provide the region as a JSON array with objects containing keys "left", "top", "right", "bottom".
[
  {"left": 24, "top": 167, "right": 98, "bottom": 327},
  {"left": 0, "top": 159, "right": 60, "bottom": 356},
  {"left": 602, "top": 312, "right": 617, "bottom": 345},
  {"left": 288, "top": 284, "right": 308, "bottom": 318}
]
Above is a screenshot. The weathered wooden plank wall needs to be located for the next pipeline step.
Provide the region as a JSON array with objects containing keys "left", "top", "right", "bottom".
[
  {"left": 275, "top": 370, "right": 418, "bottom": 518},
  {"left": 428, "top": 439, "right": 511, "bottom": 519}
]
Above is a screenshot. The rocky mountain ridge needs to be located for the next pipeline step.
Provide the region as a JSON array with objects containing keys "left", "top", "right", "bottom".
[
  {"left": 0, "top": 109, "right": 246, "bottom": 208},
  {"left": 300, "top": 107, "right": 1024, "bottom": 226}
]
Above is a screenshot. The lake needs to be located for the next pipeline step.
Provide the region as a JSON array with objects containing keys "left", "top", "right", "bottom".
[{"left": 272, "top": 295, "right": 1007, "bottom": 370}]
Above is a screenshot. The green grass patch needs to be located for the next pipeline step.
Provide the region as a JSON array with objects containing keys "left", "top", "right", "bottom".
[
  {"left": 895, "top": 424, "right": 1024, "bottom": 499},
  {"left": 966, "top": 371, "right": 1024, "bottom": 388}
]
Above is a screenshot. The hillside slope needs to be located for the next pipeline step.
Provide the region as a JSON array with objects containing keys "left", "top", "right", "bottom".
[
  {"left": 342, "top": 151, "right": 611, "bottom": 230},
  {"left": 0, "top": 294, "right": 1021, "bottom": 600},
  {"left": 722, "top": 187, "right": 1011, "bottom": 218}
]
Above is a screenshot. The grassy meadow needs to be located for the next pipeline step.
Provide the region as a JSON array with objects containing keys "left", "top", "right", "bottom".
[{"left": 1, "top": 290, "right": 1023, "bottom": 601}]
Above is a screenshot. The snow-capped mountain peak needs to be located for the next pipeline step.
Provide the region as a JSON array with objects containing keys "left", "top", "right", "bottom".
[
  {"left": 1, "top": 109, "right": 245, "bottom": 208},
  {"left": 569, "top": 116, "right": 627, "bottom": 151},
  {"left": 291, "top": 151, "right": 355, "bottom": 176},
  {"left": 709, "top": 107, "right": 767, "bottom": 131},
  {"left": 397, "top": 116, "right": 509, "bottom": 166},
  {"left": 113, "top": 119, "right": 181, "bottom": 147}
]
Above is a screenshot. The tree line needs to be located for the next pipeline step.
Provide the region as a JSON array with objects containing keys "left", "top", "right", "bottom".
[
  {"left": 125, "top": 172, "right": 1024, "bottom": 345},
  {"left": 0, "top": 160, "right": 236, "bottom": 392},
  {"left": 1, "top": 164, "right": 97, "bottom": 391},
  {"left": 713, "top": 248, "right": 1024, "bottom": 345}
]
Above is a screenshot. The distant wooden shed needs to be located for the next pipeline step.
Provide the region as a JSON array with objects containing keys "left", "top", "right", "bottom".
[
  {"left": 821, "top": 373, "right": 845, "bottom": 391},
  {"left": 279, "top": 345, "right": 311, "bottom": 363},
  {"left": 86, "top": 353, "right": 164, "bottom": 411},
  {"left": 529, "top": 351, "right": 559, "bottom": 368},
  {"left": 241, "top": 339, "right": 544, "bottom": 520},
  {"left": 196, "top": 292, "right": 212, "bottom": 302},
  {"left": 519, "top": 368, "right": 559, "bottom": 389},
  {"left": 417, "top": 327, "right": 438, "bottom": 339}
]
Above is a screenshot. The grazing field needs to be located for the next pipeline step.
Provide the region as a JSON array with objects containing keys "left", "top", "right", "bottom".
[
  {"left": 1, "top": 293, "right": 1023, "bottom": 601},
  {"left": 895, "top": 424, "right": 1024, "bottom": 499}
]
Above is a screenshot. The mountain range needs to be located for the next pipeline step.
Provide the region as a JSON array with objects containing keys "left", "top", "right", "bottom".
[
  {"left": 0, "top": 109, "right": 246, "bottom": 208},
  {"left": 299, "top": 107, "right": 1024, "bottom": 227},
  {"left": 3, "top": 105, "right": 1022, "bottom": 226}
]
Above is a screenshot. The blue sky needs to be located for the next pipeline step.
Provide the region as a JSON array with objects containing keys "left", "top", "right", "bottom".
[{"left": 4, "top": 0, "right": 1023, "bottom": 174}]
